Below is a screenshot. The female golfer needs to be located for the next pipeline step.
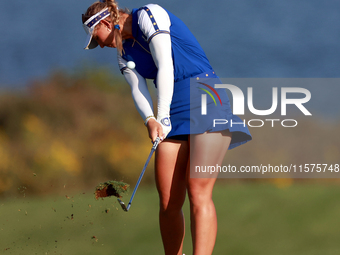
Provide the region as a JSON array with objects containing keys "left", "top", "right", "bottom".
[{"left": 82, "top": 1, "right": 251, "bottom": 254}]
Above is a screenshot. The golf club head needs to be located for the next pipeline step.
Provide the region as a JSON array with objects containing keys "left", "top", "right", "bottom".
[{"left": 117, "top": 198, "right": 128, "bottom": 212}]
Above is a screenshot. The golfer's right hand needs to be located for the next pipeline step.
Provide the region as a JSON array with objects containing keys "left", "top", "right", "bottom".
[{"left": 146, "top": 118, "right": 164, "bottom": 143}]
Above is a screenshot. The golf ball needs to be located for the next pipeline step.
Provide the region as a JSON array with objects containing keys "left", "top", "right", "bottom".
[{"left": 127, "top": 61, "right": 136, "bottom": 69}]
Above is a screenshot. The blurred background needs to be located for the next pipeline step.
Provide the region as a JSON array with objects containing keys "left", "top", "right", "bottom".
[
  {"left": 1, "top": 0, "right": 340, "bottom": 88},
  {"left": 0, "top": 0, "right": 340, "bottom": 254}
]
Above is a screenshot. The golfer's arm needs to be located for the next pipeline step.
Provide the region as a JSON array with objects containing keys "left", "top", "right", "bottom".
[
  {"left": 149, "top": 34, "right": 174, "bottom": 119},
  {"left": 118, "top": 56, "right": 154, "bottom": 122}
]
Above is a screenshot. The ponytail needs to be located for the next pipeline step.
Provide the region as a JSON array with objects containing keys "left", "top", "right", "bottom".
[{"left": 101, "top": 0, "right": 123, "bottom": 55}]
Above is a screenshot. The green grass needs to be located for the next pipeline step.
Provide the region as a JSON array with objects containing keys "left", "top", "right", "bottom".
[{"left": 1, "top": 183, "right": 340, "bottom": 254}]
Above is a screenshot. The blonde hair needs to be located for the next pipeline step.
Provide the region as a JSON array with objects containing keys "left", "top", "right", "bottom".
[{"left": 83, "top": 0, "right": 124, "bottom": 55}]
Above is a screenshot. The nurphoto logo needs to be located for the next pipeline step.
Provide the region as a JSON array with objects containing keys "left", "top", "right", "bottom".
[{"left": 200, "top": 83, "right": 312, "bottom": 128}]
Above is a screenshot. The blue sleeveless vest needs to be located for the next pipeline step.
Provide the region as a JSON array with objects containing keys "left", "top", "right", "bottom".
[{"left": 121, "top": 6, "right": 213, "bottom": 84}]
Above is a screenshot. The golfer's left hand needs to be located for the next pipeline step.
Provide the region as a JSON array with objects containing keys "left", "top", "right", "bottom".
[{"left": 157, "top": 115, "right": 172, "bottom": 140}]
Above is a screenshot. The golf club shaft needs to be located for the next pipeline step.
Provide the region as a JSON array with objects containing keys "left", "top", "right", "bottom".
[{"left": 126, "top": 137, "right": 161, "bottom": 211}]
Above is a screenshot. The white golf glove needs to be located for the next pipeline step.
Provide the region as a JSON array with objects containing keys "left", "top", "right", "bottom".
[{"left": 157, "top": 115, "right": 172, "bottom": 140}]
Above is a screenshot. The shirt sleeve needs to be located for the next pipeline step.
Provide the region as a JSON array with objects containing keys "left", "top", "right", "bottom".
[
  {"left": 118, "top": 53, "right": 154, "bottom": 122},
  {"left": 137, "top": 4, "right": 174, "bottom": 119},
  {"left": 137, "top": 4, "right": 171, "bottom": 43}
]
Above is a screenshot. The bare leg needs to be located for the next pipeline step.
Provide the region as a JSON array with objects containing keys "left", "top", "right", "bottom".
[
  {"left": 187, "top": 130, "right": 232, "bottom": 255},
  {"left": 155, "top": 139, "right": 189, "bottom": 255}
]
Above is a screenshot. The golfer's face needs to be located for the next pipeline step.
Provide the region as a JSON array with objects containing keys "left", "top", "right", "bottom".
[{"left": 93, "top": 24, "right": 116, "bottom": 48}]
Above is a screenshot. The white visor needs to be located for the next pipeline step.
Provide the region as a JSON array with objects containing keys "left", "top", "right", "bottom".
[{"left": 82, "top": 8, "right": 110, "bottom": 50}]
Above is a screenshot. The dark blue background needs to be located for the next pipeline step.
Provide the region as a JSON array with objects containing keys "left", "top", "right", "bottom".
[{"left": 1, "top": 0, "right": 339, "bottom": 87}]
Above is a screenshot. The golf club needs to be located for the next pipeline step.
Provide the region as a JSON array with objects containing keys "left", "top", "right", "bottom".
[{"left": 117, "top": 137, "right": 160, "bottom": 212}]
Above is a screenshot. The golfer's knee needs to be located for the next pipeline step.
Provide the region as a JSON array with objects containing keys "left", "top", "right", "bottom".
[
  {"left": 159, "top": 198, "right": 183, "bottom": 216},
  {"left": 188, "top": 188, "right": 213, "bottom": 207}
]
